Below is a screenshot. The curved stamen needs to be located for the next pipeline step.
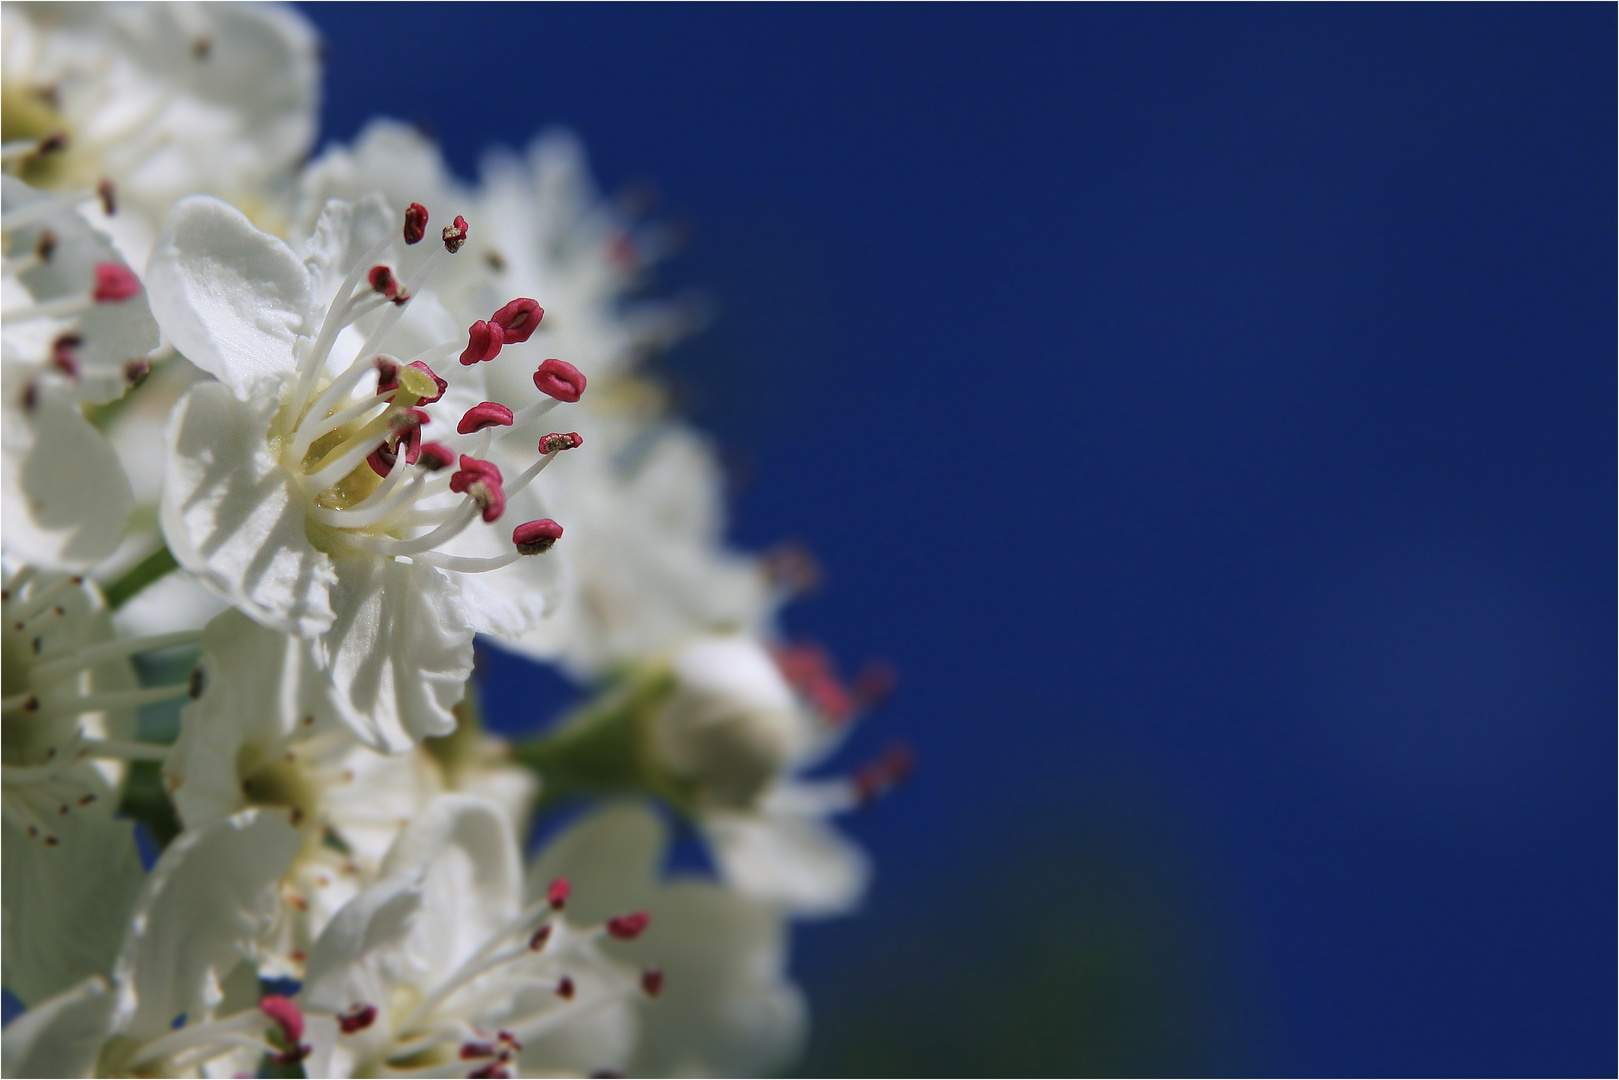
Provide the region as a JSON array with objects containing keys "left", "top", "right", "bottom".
[{"left": 347, "top": 500, "right": 479, "bottom": 558}]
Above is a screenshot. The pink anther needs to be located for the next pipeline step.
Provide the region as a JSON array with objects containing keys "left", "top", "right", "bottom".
[
  {"left": 457, "top": 401, "right": 514, "bottom": 435},
  {"left": 642, "top": 968, "right": 665, "bottom": 997},
  {"left": 368, "top": 265, "right": 398, "bottom": 299},
  {"left": 258, "top": 995, "right": 305, "bottom": 1043},
  {"left": 538, "top": 431, "right": 583, "bottom": 455},
  {"left": 606, "top": 911, "right": 651, "bottom": 941},
  {"left": 443, "top": 214, "right": 469, "bottom": 253},
  {"left": 547, "top": 876, "right": 571, "bottom": 910},
  {"left": 460, "top": 320, "right": 504, "bottom": 366},
  {"left": 450, "top": 455, "right": 506, "bottom": 522},
  {"left": 403, "top": 202, "right": 429, "bottom": 245},
  {"left": 528, "top": 923, "right": 553, "bottom": 951},
  {"left": 91, "top": 262, "right": 139, "bottom": 303},
  {"left": 51, "top": 334, "right": 81, "bottom": 377},
  {"left": 514, "top": 519, "right": 564, "bottom": 555},
  {"left": 418, "top": 442, "right": 454, "bottom": 471},
  {"left": 338, "top": 1003, "right": 377, "bottom": 1034},
  {"left": 124, "top": 357, "right": 152, "bottom": 387},
  {"left": 491, "top": 298, "right": 543, "bottom": 344},
  {"left": 460, "top": 1041, "right": 498, "bottom": 1060},
  {"left": 556, "top": 976, "right": 576, "bottom": 1000},
  {"left": 532, "top": 358, "right": 586, "bottom": 402},
  {"left": 96, "top": 179, "right": 117, "bottom": 217}
]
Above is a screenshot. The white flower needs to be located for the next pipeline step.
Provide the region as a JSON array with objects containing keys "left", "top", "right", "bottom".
[
  {"left": 1, "top": 808, "right": 306, "bottom": 1079},
  {"left": 525, "top": 800, "right": 807, "bottom": 1078},
  {"left": 300, "top": 795, "right": 652, "bottom": 1079},
  {"left": 1, "top": 0, "right": 319, "bottom": 263},
  {"left": 2, "top": 175, "right": 157, "bottom": 570},
  {"left": 146, "top": 194, "right": 583, "bottom": 751},
  {"left": 164, "top": 608, "right": 446, "bottom": 976},
  {"left": 296, "top": 123, "right": 773, "bottom": 676}
]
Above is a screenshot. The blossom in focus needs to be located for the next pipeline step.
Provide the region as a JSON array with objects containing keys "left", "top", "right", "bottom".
[{"left": 146, "top": 194, "right": 580, "bottom": 751}]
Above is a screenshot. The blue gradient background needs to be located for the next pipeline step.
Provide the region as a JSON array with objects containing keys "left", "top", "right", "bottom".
[{"left": 302, "top": 5, "right": 1614, "bottom": 1075}]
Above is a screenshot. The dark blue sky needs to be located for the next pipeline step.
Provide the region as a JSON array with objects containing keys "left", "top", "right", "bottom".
[{"left": 305, "top": 6, "right": 1614, "bottom": 1075}]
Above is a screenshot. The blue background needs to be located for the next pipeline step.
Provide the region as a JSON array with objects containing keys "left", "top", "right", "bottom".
[{"left": 303, "top": 5, "right": 1614, "bottom": 1075}]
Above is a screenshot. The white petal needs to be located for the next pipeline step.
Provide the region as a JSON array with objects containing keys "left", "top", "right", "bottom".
[
  {"left": 704, "top": 808, "right": 873, "bottom": 917},
  {"left": 165, "top": 609, "right": 344, "bottom": 828},
  {"left": 316, "top": 555, "right": 470, "bottom": 752},
  {"left": 160, "top": 380, "right": 336, "bottom": 637},
  {"left": 0, "top": 976, "right": 116, "bottom": 1080},
  {"left": 627, "top": 882, "right": 807, "bottom": 1078},
  {"left": 439, "top": 481, "right": 562, "bottom": 639},
  {"left": 377, "top": 794, "right": 521, "bottom": 941},
  {"left": 113, "top": 808, "right": 301, "bottom": 1041},
  {"left": 1, "top": 813, "right": 144, "bottom": 1008},
  {"left": 300, "top": 872, "right": 422, "bottom": 1014},
  {"left": 0, "top": 380, "right": 133, "bottom": 570},
  {"left": 523, "top": 800, "right": 665, "bottom": 919},
  {"left": 144, "top": 196, "right": 308, "bottom": 397}
]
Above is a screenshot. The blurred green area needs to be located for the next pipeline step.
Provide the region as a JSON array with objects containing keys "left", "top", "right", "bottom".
[{"left": 794, "top": 820, "right": 1260, "bottom": 1077}]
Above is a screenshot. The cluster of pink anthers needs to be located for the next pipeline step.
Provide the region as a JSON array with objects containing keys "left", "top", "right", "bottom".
[{"left": 286, "top": 202, "right": 589, "bottom": 573}]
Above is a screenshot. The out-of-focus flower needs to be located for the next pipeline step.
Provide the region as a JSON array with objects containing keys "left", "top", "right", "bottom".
[
  {"left": 525, "top": 800, "right": 807, "bottom": 1077},
  {"left": 521, "top": 634, "right": 898, "bottom": 918},
  {"left": 301, "top": 795, "right": 650, "bottom": 1079},
  {"left": 146, "top": 194, "right": 580, "bottom": 751},
  {"left": 164, "top": 609, "right": 446, "bottom": 976},
  {"left": 2, "top": 176, "right": 157, "bottom": 569},
  {"left": 1, "top": 0, "right": 319, "bottom": 262},
  {"left": 0, "top": 808, "right": 304, "bottom": 1078}
]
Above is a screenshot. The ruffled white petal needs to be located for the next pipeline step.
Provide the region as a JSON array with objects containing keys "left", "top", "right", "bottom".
[
  {"left": 112, "top": 808, "right": 301, "bottom": 1041},
  {"left": 0, "top": 976, "right": 116, "bottom": 1080},
  {"left": 1, "top": 813, "right": 144, "bottom": 1007},
  {"left": 0, "top": 379, "right": 134, "bottom": 570},
  {"left": 144, "top": 196, "right": 309, "bottom": 396},
  {"left": 161, "top": 379, "right": 336, "bottom": 637},
  {"left": 316, "top": 554, "right": 471, "bottom": 752}
]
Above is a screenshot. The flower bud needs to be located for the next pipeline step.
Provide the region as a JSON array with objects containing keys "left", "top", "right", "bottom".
[{"left": 649, "top": 636, "right": 808, "bottom": 808}]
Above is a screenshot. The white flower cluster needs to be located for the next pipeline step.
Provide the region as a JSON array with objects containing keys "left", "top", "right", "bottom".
[{"left": 0, "top": 5, "right": 907, "bottom": 1078}]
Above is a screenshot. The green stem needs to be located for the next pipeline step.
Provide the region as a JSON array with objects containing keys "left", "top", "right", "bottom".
[{"left": 105, "top": 545, "right": 179, "bottom": 610}]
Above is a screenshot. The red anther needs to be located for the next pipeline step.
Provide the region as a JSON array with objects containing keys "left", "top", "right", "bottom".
[
  {"left": 853, "top": 742, "right": 915, "bottom": 805},
  {"left": 418, "top": 442, "right": 454, "bottom": 471},
  {"left": 37, "top": 131, "right": 67, "bottom": 155},
  {"left": 854, "top": 660, "right": 899, "bottom": 709},
  {"left": 91, "top": 262, "right": 139, "bottom": 303},
  {"left": 403, "top": 202, "right": 429, "bottom": 245},
  {"left": 556, "top": 976, "right": 576, "bottom": 1000},
  {"left": 514, "top": 519, "right": 564, "bottom": 555},
  {"left": 460, "top": 1041, "right": 498, "bottom": 1060},
  {"left": 641, "top": 968, "right": 664, "bottom": 997},
  {"left": 34, "top": 228, "right": 56, "bottom": 262},
  {"left": 457, "top": 401, "right": 514, "bottom": 435},
  {"left": 124, "top": 357, "right": 151, "bottom": 387},
  {"left": 532, "top": 358, "right": 586, "bottom": 402},
  {"left": 258, "top": 995, "right": 304, "bottom": 1043},
  {"left": 443, "top": 215, "right": 469, "bottom": 253},
  {"left": 538, "top": 431, "right": 583, "bottom": 455},
  {"left": 367, "top": 442, "right": 397, "bottom": 477},
  {"left": 547, "top": 877, "right": 571, "bottom": 910},
  {"left": 374, "top": 356, "right": 399, "bottom": 389},
  {"left": 338, "top": 1003, "right": 377, "bottom": 1034},
  {"left": 450, "top": 455, "right": 506, "bottom": 522},
  {"left": 606, "top": 911, "right": 650, "bottom": 941},
  {"left": 460, "top": 320, "right": 504, "bottom": 366},
  {"left": 51, "top": 334, "right": 82, "bottom": 377},
  {"left": 497, "top": 1031, "right": 523, "bottom": 1052},
  {"left": 368, "top": 265, "right": 398, "bottom": 298},
  {"left": 774, "top": 642, "right": 855, "bottom": 723},
  {"left": 528, "top": 923, "right": 553, "bottom": 951},
  {"left": 490, "top": 298, "right": 543, "bottom": 344},
  {"left": 96, "top": 179, "right": 117, "bottom": 216}
]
